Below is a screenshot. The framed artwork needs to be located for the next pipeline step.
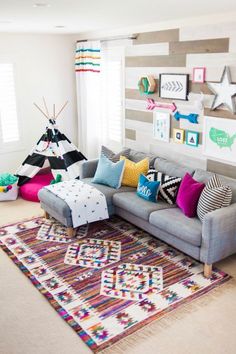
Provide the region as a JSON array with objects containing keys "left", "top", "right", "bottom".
[
  {"left": 186, "top": 130, "right": 199, "bottom": 147},
  {"left": 192, "top": 67, "right": 206, "bottom": 83},
  {"left": 159, "top": 73, "right": 189, "bottom": 100},
  {"left": 173, "top": 128, "right": 185, "bottom": 144},
  {"left": 203, "top": 116, "right": 236, "bottom": 163},
  {"left": 153, "top": 112, "right": 170, "bottom": 142}
]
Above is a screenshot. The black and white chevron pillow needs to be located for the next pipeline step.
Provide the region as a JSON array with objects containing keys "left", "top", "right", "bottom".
[
  {"left": 197, "top": 174, "right": 232, "bottom": 222},
  {"left": 101, "top": 145, "right": 130, "bottom": 163},
  {"left": 146, "top": 169, "right": 182, "bottom": 205}
]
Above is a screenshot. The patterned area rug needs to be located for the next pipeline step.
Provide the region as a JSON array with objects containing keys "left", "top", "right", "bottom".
[{"left": 0, "top": 216, "right": 230, "bottom": 352}]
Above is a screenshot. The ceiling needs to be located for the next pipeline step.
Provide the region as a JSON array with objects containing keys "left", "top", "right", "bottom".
[{"left": 0, "top": 0, "right": 236, "bottom": 35}]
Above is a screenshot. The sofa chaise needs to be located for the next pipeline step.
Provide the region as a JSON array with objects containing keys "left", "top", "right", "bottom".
[{"left": 39, "top": 149, "right": 236, "bottom": 278}]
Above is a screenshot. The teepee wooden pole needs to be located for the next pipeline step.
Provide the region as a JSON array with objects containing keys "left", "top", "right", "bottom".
[
  {"left": 55, "top": 101, "right": 68, "bottom": 119},
  {"left": 42, "top": 97, "right": 50, "bottom": 118},
  {"left": 33, "top": 102, "right": 49, "bottom": 119},
  {"left": 53, "top": 104, "right": 56, "bottom": 119}
]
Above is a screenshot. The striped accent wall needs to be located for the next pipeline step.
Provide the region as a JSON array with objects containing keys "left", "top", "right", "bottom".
[{"left": 124, "top": 23, "right": 236, "bottom": 175}]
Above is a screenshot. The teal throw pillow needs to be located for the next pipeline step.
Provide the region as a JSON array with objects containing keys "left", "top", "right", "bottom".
[
  {"left": 92, "top": 154, "right": 125, "bottom": 189},
  {"left": 137, "top": 174, "right": 160, "bottom": 202}
]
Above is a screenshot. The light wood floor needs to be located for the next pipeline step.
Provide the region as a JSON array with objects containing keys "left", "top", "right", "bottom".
[{"left": 0, "top": 198, "right": 236, "bottom": 354}]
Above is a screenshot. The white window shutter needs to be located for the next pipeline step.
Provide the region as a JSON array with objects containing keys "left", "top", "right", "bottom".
[
  {"left": 0, "top": 64, "right": 19, "bottom": 144},
  {"left": 101, "top": 46, "right": 124, "bottom": 150}
]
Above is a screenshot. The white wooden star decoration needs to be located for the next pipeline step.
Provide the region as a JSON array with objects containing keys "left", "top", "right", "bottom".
[{"left": 207, "top": 66, "right": 236, "bottom": 113}]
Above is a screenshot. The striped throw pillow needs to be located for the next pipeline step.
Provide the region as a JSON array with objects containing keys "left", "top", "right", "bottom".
[
  {"left": 146, "top": 169, "right": 182, "bottom": 205},
  {"left": 101, "top": 146, "right": 130, "bottom": 163},
  {"left": 197, "top": 174, "right": 232, "bottom": 222}
]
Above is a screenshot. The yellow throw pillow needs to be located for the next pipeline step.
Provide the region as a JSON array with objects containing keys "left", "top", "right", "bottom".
[{"left": 120, "top": 156, "right": 149, "bottom": 187}]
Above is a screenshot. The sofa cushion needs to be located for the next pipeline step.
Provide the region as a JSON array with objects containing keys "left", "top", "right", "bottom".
[
  {"left": 197, "top": 174, "right": 232, "bottom": 221},
  {"left": 126, "top": 148, "right": 156, "bottom": 166},
  {"left": 146, "top": 169, "right": 182, "bottom": 204},
  {"left": 176, "top": 173, "right": 205, "bottom": 218},
  {"left": 101, "top": 145, "right": 130, "bottom": 162},
  {"left": 113, "top": 191, "right": 174, "bottom": 221},
  {"left": 154, "top": 157, "right": 195, "bottom": 178},
  {"left": 120, "top": 157, "right": 149, "bottom": 187},
  {"left": 92, "top": 154, "right": 125, "bottom": 189},
  {"left": 81, "top": 178, "right": 135, "bottom": 206},
  {"left": 193, "top": 169, "right": 236, "bottom": 203},
  {"left": 149, "top": 208, "right": 202, "bottom": 247}
]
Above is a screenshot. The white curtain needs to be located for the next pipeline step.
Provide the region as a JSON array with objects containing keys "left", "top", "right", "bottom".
[
  {"left": 75, "top": 41, "right": 102, "bottom": 159},
  {"left": 75, "top": 40, "right": 125, "bottom": 159}
]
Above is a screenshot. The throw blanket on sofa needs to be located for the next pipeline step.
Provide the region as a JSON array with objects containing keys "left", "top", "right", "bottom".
[{"left": 45, "top": 180, "right": 109, "bottom": 228}]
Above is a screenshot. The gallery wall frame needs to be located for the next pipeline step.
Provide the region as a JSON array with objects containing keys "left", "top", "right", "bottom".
[
  {"left": 159, "top": 73, "right": 189, "bottom": 101},
  {"left": 203, "top": 115, "right": 236, "bottom": 163},
  {"left": 153, "top": 111, "right": 170, "bottom": 142}
]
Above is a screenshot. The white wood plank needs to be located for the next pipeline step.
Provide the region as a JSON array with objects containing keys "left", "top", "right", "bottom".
[
  {"left": 125, "top": 138, "right": 150, "bottom": 153},
  {"left": 125, "top": 96, "right": 213, "bottom": 112},
  {"left": 186, "top": 53, "right": 236, "bottom": 81},
  {"left": 125, "top": 67, "right": 191, "bottom": 89},
  {"left": 125, "top": 119, "right": 153, "bottom": 133},
  {"left": 125, "top": 43, "right": 169, "bottom": 56},
  {"left": 135, "top": 130, "right": 205, "bottom": 162},
  {"left": 180, "top": 22, "right": 236, "bottom": 52},
  {"left": 179, "top": 114, "right": 203, "bottom": 132},
  {"left": 150, "top": 142, "right": 207, "bottom": 170}
]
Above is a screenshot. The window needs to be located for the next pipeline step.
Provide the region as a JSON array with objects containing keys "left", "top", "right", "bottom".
[
  {"left": 0, "top": 64, "right": 19, "bottom": 147},
  {"left": 101, "top": 46, "right": 124, "bottom": 150}
]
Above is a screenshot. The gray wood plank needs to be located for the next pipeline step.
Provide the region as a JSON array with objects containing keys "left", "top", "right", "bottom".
[
  {"left": 170, "top": 38, "right": 229, "bottom": 54},
  {"left": 125, "top": 109, "right": 153, "bottom": 123},
  {"left": 125, "top": 128, "right": 136, "bottom": 140},
  {"left": 134, "top": 29, "right": 179, "bottom": 45},
  {"left": 125, "top": 54, "right": 186, "bottom": 67},
  {"left": 207, "top": 159, "right": 236, "bottom": 178},
  {"left": 204, "top": 108, "right": 236, "bottom": 120}
]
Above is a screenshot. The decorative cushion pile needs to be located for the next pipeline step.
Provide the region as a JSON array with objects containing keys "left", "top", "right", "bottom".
[
  {"left": 176, "top": 173, "right": 205, "bottom": 218},
  {"left": 137, "top": 174, "right": 160, "bottom": 202},
  {"left": 120, "top": 156, "right": 149, "bottom": 187},
  {"left": 197, "top": 175, "right": 232, "bottom": 221},
  {"left": 0, "top": 173, "right": 18, "bottom": 201},
  {"left": 146, "top": 169, "right": 182, "bottom": 205},
  {"left": 92, "top": 154, "right": 125, "bottom": 189},
  {"left": 101, "top": 145, "right": 130, "bottom": 162}
]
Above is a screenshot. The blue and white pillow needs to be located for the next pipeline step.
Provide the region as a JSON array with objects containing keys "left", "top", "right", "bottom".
[
  {"left": 92, "top": 154, "right": 125, "bottom": 189},
  {"left": 137, "top": 174, "right": 160, "bottom": 202}
]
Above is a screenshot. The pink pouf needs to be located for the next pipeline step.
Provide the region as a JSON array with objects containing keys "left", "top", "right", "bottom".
[{"left": 19, "top": 173, "right": 54, "bottom": 202}]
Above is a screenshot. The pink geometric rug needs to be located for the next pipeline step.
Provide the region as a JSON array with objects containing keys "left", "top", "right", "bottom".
[{"left": 0, "top": 216, "right": 230, "bottom": 352}]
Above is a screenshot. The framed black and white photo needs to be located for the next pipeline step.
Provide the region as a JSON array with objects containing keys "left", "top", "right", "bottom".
[{"left": 159, "top": 73, "right": 189, "bottom": 100}]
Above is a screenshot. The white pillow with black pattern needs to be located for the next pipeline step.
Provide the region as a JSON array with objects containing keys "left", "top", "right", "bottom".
[
  {"left": 197, "top": 174, "right": 232, "bottom": 222},
  {"left": 146, "top": 169, "right": 182, "bottom": 205}
]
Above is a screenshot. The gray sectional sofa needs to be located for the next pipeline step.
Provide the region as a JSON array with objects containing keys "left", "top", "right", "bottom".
[{"left": 39, "top": 149, "right": 236, "bottom": 278}]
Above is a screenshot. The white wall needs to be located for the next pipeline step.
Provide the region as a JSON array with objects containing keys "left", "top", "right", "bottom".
[{"left": 0, "top": 33, "right": 77, "bottom": 173}]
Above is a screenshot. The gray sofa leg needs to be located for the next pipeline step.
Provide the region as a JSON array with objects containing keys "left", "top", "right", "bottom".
[{"left": 204, "top": 263, "right": 212, "bottom": 278}]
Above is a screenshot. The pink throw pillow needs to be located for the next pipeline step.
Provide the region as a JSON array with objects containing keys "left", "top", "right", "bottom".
[{"left": 176, "top": 173, "right": 205, "bottom": 218}]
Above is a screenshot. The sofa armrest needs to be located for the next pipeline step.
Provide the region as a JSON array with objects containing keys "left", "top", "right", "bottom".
[
  {"left": 201, "top": 203, "right": 236, "bottom": 264},
  {"left": 80, "top": 159, "right": 98, "bottom": 179}
]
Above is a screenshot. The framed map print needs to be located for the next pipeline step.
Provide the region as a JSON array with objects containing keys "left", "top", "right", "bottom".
[{"left": 203, "top": 116, "right": 236, "bottom": 163}]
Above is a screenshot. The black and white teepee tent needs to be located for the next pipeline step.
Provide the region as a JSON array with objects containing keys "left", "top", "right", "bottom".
[{"left": 16, "top": 98, "right": 86, "bottom": 186}]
